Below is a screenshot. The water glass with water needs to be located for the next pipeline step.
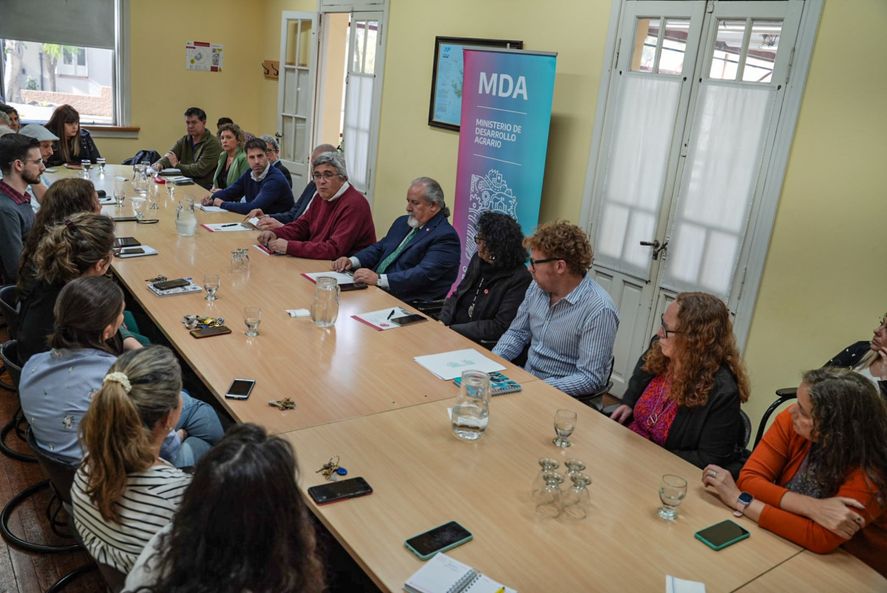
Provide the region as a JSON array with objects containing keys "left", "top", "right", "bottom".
[
  {"left": 81, "top": 159, "right": 91, "bottom": 178},
  {"left": 203, "top": 273, "right": 220, "bottom": 302},
  {"left": 114, "top": 176, "right": 127, "bottom": 206},
  {"left": 96, "top": 157, "right": 106, "bottom": 175},
  {"left": 658, "top": 474, "right": 688, "bottom": 521},
  {"left": 311, "top": 277, "right": 339, "bottom": 328},
  {"left": 131, "top": 197, "right": 147, "bottom": 221},
  {"left": 244, "top": 307, "right": 261, "bottom": 337},
  {"left": 451, "top": 370, "right": 490, "bottom": 441}
]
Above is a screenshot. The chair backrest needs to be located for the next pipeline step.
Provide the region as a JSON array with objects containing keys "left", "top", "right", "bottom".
[
  {"left": 0, "top": 285, "right": 19, "bottom": 339},
  {"left": 97, "top": 562, "right": 126, "bottom": 593},
  {"left": 0, "top": 339, "right": 22, "bottom": 388},
  {"left": 753, "top": 388, "right": 798, "bottom": 449},
  {"left": 738, "top": 409, "right": 751, "bottom": 451},
  {"left": 26, "top": 429, "right": 78, "bottom": 505}
]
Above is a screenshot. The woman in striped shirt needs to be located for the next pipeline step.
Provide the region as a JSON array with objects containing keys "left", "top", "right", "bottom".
[{"left": 71, "top": 345, "right": 192, "bottom": 574}]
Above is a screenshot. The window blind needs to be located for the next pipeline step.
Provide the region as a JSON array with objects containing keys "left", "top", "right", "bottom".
[{"left": 0, "top": 0, "right": 115, "bottom": 50}]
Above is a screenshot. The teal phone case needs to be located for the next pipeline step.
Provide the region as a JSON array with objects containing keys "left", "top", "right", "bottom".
[{"left": 694, "top": 520, "right": 750, "bottom": 551}]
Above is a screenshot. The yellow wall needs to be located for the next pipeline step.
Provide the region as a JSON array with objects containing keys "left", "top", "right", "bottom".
[
  {"left": 107, "top": 1, "right": 885, "bottom": 434},
  {"left": 742, "top": 0, "right": 887, "bottom": 428}
]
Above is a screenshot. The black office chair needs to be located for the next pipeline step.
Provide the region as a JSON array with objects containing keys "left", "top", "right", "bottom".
[
  {"left": 411, "top": 298, "right": 446, "bottom": 321},
  {"left": 576, "top": 356, "right": 616, "bottom": 414},
  {"left": 0, "top": 284, "right": 19, "bottom": 392},
  {"left": 753, "top": 387, "right": 798, "bottom": 449},
  {"left": 0, "top": 339, "right": 35, "bottom": 463}
]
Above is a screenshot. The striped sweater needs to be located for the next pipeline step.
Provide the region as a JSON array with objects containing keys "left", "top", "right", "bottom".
[{"left": 71, "top": 462, "right": 190, "bottom": 573}]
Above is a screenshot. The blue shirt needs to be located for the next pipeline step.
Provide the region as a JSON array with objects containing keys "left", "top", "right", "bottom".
[
  {"left": 212, "top": 163, "right": 294, "bottom": 215},
  {"left": 493, "top": 275, "right": 619, "bottom": 396}
]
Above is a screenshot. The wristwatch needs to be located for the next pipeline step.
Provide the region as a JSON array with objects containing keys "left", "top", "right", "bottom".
[{"left": 734, "top": 491, "right": 754, "bottom": 517}]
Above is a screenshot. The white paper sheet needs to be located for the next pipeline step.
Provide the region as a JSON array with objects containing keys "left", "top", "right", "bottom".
[
  {"left": 414, "top": 349, "right": 505, "bottom": 380},
  {"left": 666, "top": 576, "right": 706, "bottom": 593},
  {"left": 202, "top": 222, "right": 253, "bottom": 232},
  {"left": 198, "top": 205, "right": 226, "bottom": 213}
]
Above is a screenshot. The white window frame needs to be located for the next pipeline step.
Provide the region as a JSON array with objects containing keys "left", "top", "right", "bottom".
[{"left": 579, "top": 0, "right": 823, "bottom": 350}]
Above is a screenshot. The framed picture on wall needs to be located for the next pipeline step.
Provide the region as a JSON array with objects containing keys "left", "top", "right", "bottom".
[{"left": 428, "top": 36, "right": 524, "bottom": 131}]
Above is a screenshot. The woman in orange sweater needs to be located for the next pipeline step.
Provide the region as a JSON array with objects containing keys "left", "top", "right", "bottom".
[{"left": 702, "top": 368, "right": 887, "bottom": 577}]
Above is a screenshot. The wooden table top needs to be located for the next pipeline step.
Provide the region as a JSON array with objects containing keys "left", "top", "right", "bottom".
[
  {"left": 282, "top": 380, "right": 805, "bottom": 593},
  {"left": 45, "top": 165, "right": 538, "bottom": 434},
  {"left": 731, "top": 549, "right": 885, "bottom": 592}
]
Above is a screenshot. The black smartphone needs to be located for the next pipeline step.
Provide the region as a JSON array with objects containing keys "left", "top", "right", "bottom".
[
  {"left": 404, "top": 521, "right": 473, "bottom": 560},
  {"left": 307, "top": 477, "right": 373, "bottom": 505},
  {"left": 116, "top": 247, "right": 145, "bottom": 255},
  {"left": 153, "top": 278, "right": 190, "bottom": 291},
  {"left": 224, "top": 378, "right": 256, "bottom": 400},
  {"left": 339, "top": 282, "right": 368, "bottom": 292},
  {"left": 114, "top": 237, "right": 141, "bottom": 248},
  {"left": 112, "top": 216, "right": 139, "bottom": 222},
  {"left": 189, "top": 326, "right": 232, "bottom": 339},
  {"left": 391, "top": 313, "right": 427, "bottom": 326},
  {"left": 695, "top": 520, "right": 750, "bottom": 551}
]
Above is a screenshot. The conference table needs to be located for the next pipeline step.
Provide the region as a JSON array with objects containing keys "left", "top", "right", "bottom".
[{"left": 44, "top": 165, "right": 886, "bottom": 592}]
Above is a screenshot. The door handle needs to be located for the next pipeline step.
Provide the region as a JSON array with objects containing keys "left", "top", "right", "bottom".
[{"left": 640, "top": 239, "right": 669, "bottom": 261}]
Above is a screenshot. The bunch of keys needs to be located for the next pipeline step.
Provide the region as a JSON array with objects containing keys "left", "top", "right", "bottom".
[
  {"left": 268, "top": 397, "right": 296, "bottom": 410},
  {"left": 182, "top": 314, "right": 225, "bottom": 330},
  {"left": 316, "top": 456, "right": 348, "bottom": 481}
]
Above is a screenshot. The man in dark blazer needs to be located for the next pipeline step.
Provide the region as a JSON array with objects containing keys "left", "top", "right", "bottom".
[{"left": 332, "top": 177, "right": 460, "bottom": 302}]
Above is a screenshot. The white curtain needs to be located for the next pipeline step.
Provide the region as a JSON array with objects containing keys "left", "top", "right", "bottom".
[
  {"left": 595, "top": 75, "right": 681, "bottom": 279},
  {"left": 663, "top": 83, "right": 772, "bottom": 297}
]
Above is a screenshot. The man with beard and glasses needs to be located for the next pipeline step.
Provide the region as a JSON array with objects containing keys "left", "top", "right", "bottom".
[
  {"left": 332, "top": 176, "right": 460, "bottom": 302},
  {"left": 0, "top": 134, "right": 40, "bottom": 282}
]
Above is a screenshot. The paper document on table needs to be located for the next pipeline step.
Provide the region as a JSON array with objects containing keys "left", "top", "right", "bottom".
[
  {"left": 666, "top": 576, "right": 706, "bottom": 593},
  {"left": 352, "top": 307, "right": 407, "bottom": 331},
  {"left": 202, "top": 222, "right": 253, "bottom": 232},
  {"left": 302, "top": 271, "right": 355, "bottom": 284},
  {"left": 404, "top": 553, "right": 515, "bottom": 593},
  {"left": 414, "top": 348, "right": 505, "bottom": 380},
  {"left": 198, "top": 205, "right": 226, "bottom": 213}
]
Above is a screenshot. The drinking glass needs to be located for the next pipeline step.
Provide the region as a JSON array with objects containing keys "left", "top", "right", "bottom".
[
  {"left": 114, "top": 176, "right": 127, "bottom": 206},
  {"left": 561, "top": 473, "right": 592, "bottom": 520},
  {"left": 453, "top": 370, "right": 491, "bottom": 440},
  {"left": 244, "top": 307, "right": 261, "bottom": 337},
  {"left": 533, "top": 471, "right": 563, "bottom": 518},
  {"left": 81, "top": 159, "right": 91, "bottom": 178},
  {"left": 531, "top": 458, "right": 560, "bottom": 498},
  {"left": 203, "top": 274, "right": 220, "bottom": 302},
  {"left": 166, "top": 183, "right": 176, "bottom": 199},
  {"left": 131, "top": 197, "right": 146, "bottom": 221},
  {"left": 310, "top": 277, "right": 339, "bottom": 328},
  {"left": 658, "top": 474, "right": 688, "bottom": 521},
  {"left": 553, "top": 409, "right": 578, "bottom": 448},
  {"left": 96, "top": 157, "right": 106, "bottom": 175},
  {"left": 564, "top": 458, "right": 586, "bottom": 478}
]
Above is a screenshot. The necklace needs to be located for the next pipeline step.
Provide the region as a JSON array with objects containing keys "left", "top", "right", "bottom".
[
  {"left": 645, "top": 381, "right": 674, "bottom": 428},
  {"left": 467, "top": 276, "right": 486, "bottom": 319}
]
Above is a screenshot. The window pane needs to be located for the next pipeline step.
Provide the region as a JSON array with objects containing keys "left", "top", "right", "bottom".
[
  {"left": 1, "top": 39, "right": 114, "bottom": 124},
  {"left": 709, "top": 19, "right": 746, "bottom": 81},
  {"left": 658, "top": 19, "right": 689, "bottom": 75},
  {"left": 742, "top": 20, "right": 782, "bottom": 83},
  {"left": 631, "top": 18, "right": 658, "bottom": 73}
]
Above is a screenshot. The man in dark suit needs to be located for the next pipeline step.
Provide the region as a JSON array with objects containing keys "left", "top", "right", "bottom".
[{"left": 332, "top": 177, "right": 460, "bottom": 303}]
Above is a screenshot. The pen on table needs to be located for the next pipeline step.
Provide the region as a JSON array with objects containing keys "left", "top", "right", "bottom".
[
  {"left": 387, "top": 309, "right": 397, "bottom": 320},
  {"left": 220, "top": 223, "right": 239, "bottom": 228}
]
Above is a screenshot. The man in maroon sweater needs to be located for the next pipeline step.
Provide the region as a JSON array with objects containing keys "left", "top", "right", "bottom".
[{"left": 256, "top": 151, "right": 375, "bottom": 259}]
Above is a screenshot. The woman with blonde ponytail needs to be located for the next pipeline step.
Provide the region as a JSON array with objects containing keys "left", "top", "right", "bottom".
[{"left": 71, "top": 345, "right": 192, "bottom": 574}]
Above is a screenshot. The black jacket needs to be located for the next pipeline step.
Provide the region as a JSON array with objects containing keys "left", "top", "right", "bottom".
[
  {"left": 826, "top": 341, "right": 887, "bottom": 397},
  {"left": 622, "top": 351, "right": 744, "bottom": 469},
  {"left": 438, "top": 254, "right": 532, "bottom": 345}
]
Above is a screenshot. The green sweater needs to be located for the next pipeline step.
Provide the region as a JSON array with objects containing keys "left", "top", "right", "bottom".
[
  {"left": 212, "top": 148, "right": 249, "bottom": 190},
  {"left": 158, "top": 130, "right": 222, "bottom": 189}
]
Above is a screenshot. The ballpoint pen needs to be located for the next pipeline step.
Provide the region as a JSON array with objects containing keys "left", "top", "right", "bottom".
[
  {"left": 220, "top": 223, "right": 239, "bottom": 228},
  {"left": 387, "top": 309, "right": 397, "bottom": 320}
]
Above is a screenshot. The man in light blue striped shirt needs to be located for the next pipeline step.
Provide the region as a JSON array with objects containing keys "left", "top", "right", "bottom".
[{"left": 493, "top": 221, "right": 618, "bottom": 396}]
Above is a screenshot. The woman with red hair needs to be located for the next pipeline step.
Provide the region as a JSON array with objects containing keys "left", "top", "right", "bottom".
[{"left": 611, "top": 292, "right": 750, "bottom": 470}]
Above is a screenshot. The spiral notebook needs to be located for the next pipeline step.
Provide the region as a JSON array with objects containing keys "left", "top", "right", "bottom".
[{"left": 404, "top": 553, "right": 515, "bottom": 593}]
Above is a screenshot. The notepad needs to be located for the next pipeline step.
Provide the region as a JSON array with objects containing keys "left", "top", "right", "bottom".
[
  {"left": 404, "top": 553, "right": 515, "bottom": 593},
  {"left": 414, "top": 349, "right": 505, "bottom": 380}
]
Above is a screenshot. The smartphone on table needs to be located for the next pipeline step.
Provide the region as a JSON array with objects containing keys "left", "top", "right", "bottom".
[
  {"left": 152, "top": 278, "right": 190, "bottom": 291},
  {"left": 307, "top": 477, "right": 373, "bottom": 505},
  {"left": 404, "top": 521, "right": 473, "bottom": 560},
  {"left": 391, "top": 313, "right": 427, "bottom": 327},
  {"left": 695, "top": 519, "right": 750, "bottom": 551},
  {"left": 114, "top": 236, "right": 141, "bottom": 248},
  {"left": 224, "top": 378, "right": 256, "bottom": 400},
  {"left": 190, "top": 326, "right": 232, "bottom": 339}
]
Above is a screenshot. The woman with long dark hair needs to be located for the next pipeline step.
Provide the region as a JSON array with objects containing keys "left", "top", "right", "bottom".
[
  {"left": 123, "top": 423, "right": 325, "bottom": 593},
  {"left": 610, "top": 292, "right": 750, "bottom": 469},
  {"left": 44, "top": 104, "right": 101, "bottom": 166},
  {"left": 439, "top": 211, "right": 531, "bottom": 345},
  {"left": 20, "top": 276, "right": 222, "bottom": 467},
  {"left": 703, "top": 368, "right": 887, "bottom": 576}
]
